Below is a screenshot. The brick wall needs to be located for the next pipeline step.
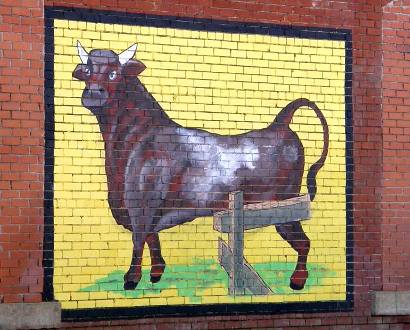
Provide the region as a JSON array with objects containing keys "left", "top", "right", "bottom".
[
  {"left": 0, "top": 0, "right": 44, "bottom": 304},
  {"left": 382, "top": 0, "right": 410, "bottom": 292},
  {"left": 1, "top": 0, "right": 410, "bottom": 328}
]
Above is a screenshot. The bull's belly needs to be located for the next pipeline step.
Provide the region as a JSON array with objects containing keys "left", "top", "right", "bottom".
[
  {"left": 153, "top": 208, "right": 214, "bottom": 232},
  {"left": 153, "top": 182, "right": 300, "bottom": 232},
  {"left": 162, "top": 174, "right": 301, "bottom": 210}
]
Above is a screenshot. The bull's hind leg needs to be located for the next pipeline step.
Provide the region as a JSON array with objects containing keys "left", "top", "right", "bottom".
[
  {"left": 275, "top": 222, "right": 310, "bottom": 290},
  {"left": 146, "top": 233, "right": 166, "bottom": 283}
]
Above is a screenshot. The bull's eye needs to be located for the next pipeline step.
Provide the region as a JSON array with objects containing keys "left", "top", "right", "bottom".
[
  {"left": 83, "top": 66, "right": 90, "bottom": 76},
  {"left": 108, "top": 71, "right": 117, "bottom": 80}
]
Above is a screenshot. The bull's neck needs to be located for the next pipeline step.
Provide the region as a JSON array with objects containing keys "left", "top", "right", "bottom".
[
  {"left": 97, "top": 103, "right": 154, "bottom": 144},
  {"left": 94, "top": 79, "right": 178, "bottom": 201},
  {"left": 96, "top": 79, "right": 177, "bottom": 146}
]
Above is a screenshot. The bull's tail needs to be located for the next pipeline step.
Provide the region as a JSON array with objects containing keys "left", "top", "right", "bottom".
[{"left": 272, "top": 98, "right": 329, "bottom": 202}]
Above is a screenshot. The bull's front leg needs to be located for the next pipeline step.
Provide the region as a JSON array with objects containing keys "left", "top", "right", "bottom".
[
  {"left": 124, "top": 225, "right": 147, "bottom": 290},
  {"left": 123, "top": 205, "right": 164, "bottom": 289},
  {"left": 146, "top": 233, "right": 166, "bottom": 283},
  {"left": 123, "top": 157, "right": 172, "bottom": 289},
  {"left": 275, "top": 222, "right": 310, "bottom": 290}
]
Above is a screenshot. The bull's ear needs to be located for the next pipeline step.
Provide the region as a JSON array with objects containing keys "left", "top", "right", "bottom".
[
  {"left": 72, "top": 64, "right": 89, "bottom": 81},
  {"left": 123, "top": 59, "right": 146, "bottom": 77}
]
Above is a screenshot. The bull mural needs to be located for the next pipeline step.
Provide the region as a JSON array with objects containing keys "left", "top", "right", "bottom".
[{"left": 72, "top": 41, "right": 329, "bottom": 292}]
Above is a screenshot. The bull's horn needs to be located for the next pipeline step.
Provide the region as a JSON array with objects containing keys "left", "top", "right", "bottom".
[
  {"left": 77, "top": 40, "right": 89, "bottom": 64},
  {"left": 118, "top": 44, "right": 137, "bottom": 65}
]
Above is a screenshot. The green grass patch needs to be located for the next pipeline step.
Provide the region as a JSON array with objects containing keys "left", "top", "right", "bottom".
[{"left": 80, "top": 259, "right": 336, "bottom": 303}]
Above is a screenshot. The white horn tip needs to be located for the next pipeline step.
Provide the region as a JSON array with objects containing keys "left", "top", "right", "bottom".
[
  {"left": 76, "top": 40, "right": 89, "bottom": 64},
  {"left": 130, "top": 43, "right": 137, "bottom": 52},
  {"left": 119, "top": 43, "right": 138, "bottom": 65}
]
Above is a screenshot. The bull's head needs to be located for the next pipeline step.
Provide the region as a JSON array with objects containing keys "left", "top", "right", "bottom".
[{"left": 72, "top": 41, "right": 146, "bottom": 113}]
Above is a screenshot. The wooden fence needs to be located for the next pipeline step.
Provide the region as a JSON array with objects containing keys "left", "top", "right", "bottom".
[{"left": 213, "top": 191, "right": 311, "bottom": 295}]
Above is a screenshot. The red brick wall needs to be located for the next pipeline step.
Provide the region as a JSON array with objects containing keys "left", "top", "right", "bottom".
[
  {"left": 0, "top": 0, "right": 44, "bottom": 304},
  {"left": 1, "top": 0, "right": 410, "bottom": 328},
  {"left": 382, "top": 0, "right": 410, "bottom": 292}
]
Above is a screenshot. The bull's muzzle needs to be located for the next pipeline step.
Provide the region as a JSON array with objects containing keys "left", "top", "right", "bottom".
[{"left": 81, "top": 83, "right": 109, "bottom": 109}]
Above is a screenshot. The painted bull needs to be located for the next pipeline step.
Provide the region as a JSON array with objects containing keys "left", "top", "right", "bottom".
[{"left": 72, "top": 41, "right": 329, "bottom": 291}]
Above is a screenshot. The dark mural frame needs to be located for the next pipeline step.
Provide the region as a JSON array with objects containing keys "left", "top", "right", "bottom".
[{"left": 43, "top": 6, "right": 354, "bottom": 321}]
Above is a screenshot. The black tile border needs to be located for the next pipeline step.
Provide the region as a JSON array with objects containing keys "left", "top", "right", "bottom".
[
  {"left": 43, "top": 13, "right": 55, "bottom": 303},
  {"left": 43, "top": 6, "right": 354, "bottom": 321}
]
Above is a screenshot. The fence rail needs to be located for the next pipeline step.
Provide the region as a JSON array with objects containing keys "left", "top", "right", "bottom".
[{"left": 213, "top": 191, "right": 311, "bottom": 295}]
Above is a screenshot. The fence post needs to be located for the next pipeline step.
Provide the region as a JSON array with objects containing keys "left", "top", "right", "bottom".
[{"left": 228, "top": 191, "right": 245, "bottom": 295}]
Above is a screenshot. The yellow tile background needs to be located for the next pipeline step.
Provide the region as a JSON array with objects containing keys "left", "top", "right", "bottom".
[{"left": 52, "top": 19, "right": 347, "bottom": 309}]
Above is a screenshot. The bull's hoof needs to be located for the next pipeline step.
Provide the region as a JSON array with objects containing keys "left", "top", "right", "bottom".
[
  {"left": 290, "top": 269, "right": 308, "bottom": 291},
  {"left": 150, "top": 260, "right": 166, "bottom": 284},
  {"left": 124, "top": 281, "right": 138, "bottom": 290},
  {"left": 150, "top": 275, "right": 162, "bottom": 283},
  {"left": 290, "top": 281, "right": 305, "bottom": 290}
]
